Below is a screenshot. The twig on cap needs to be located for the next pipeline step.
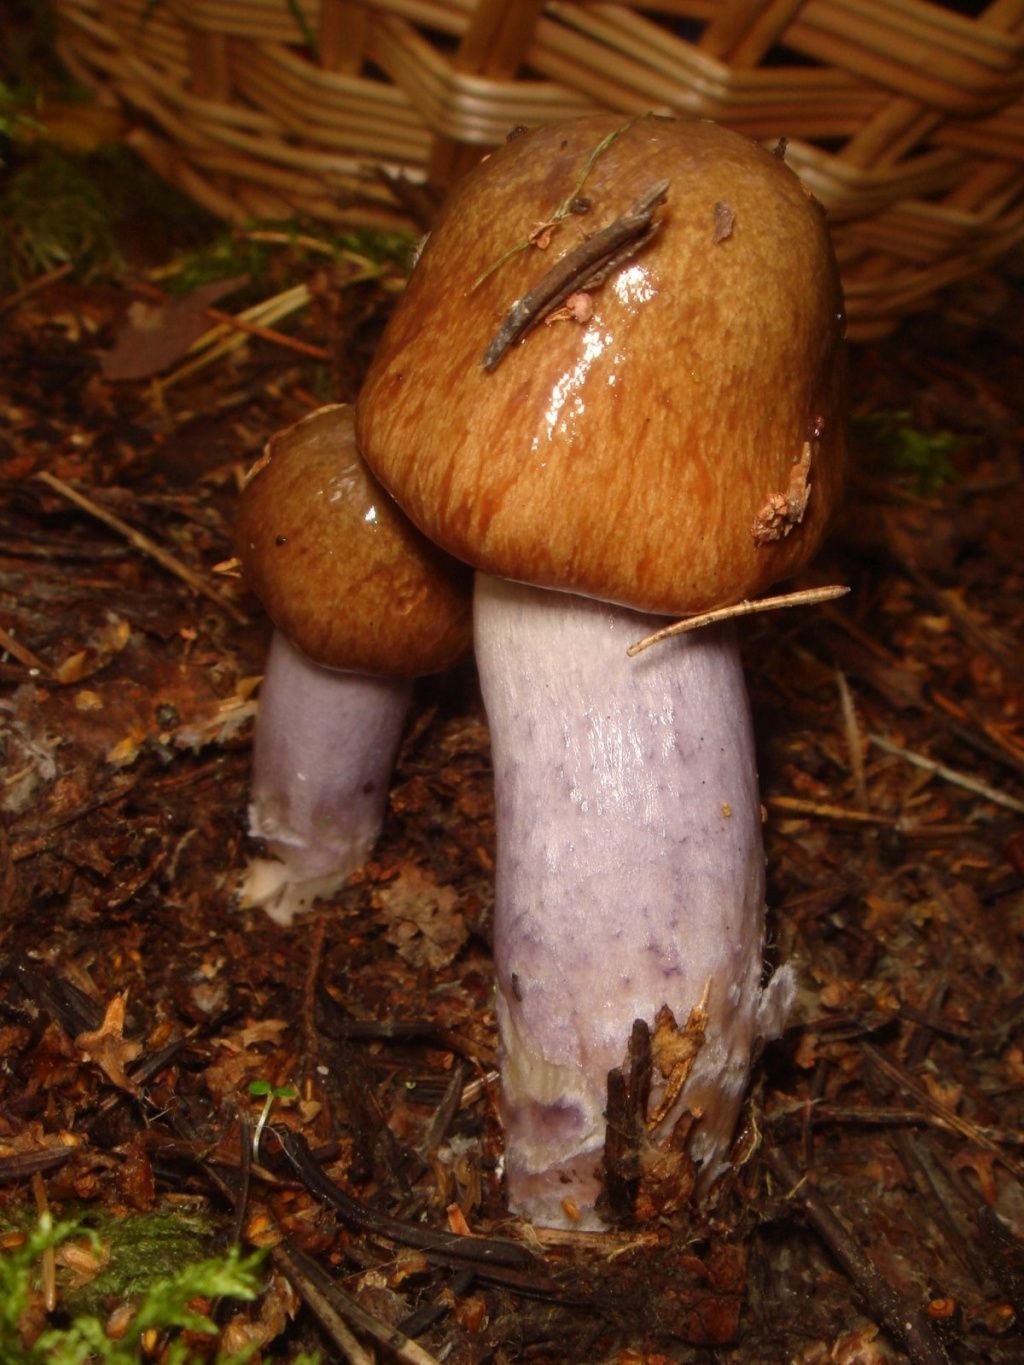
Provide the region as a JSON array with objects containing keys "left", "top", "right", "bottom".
[
  {"left": 483, "top": 178, "right": 670, "bottom": 371},
  {"left": 626, "top": 585, "right": 849, "bottom": 657},
  {"left": 472, "top": 116, "right": 643, "bottom": 291},
  {"left": 559, "top": 118, "right": 643, "bottom": 212}
]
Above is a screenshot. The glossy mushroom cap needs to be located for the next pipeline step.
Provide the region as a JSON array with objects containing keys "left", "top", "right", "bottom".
[
  {"left": 237, "top": 404, "right": 472, "bottom": 677},
  {"left": 358, "top": 115, "right": 845, "bottom": 616}
]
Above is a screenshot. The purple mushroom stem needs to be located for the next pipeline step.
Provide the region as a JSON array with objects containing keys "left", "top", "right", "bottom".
[
  {"left": 475, "top": 574, "right": 795, "bottom": 1229},
  {"left": 243, "top": 629, "right": 412, "bottom": 925}
]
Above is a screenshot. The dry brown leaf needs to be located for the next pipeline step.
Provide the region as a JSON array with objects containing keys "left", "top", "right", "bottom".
[
  {"left": 375, "top": 865, "right": 467, "bottom": 969},
  {"left": 647, "top": 999, "right": 708, "bottom": 1127},
  {"left": 100, "top": 278, "right": 247, "bottom": 381},
  {"left": 202, "top": 1020, "right": 290, "bottom": 1099},
  {"left": 75, "top": 995, "right": 142, "bottom": 1092}
]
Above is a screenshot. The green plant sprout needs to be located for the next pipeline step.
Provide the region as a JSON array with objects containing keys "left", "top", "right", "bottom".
[{"left": 248, "top": 1080, "right": 298, "bottom": 1160}]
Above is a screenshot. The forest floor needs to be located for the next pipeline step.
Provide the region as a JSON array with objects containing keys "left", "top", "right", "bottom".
[{"left": 0, "top": 163, "right": 1022, "bottom": 1363}]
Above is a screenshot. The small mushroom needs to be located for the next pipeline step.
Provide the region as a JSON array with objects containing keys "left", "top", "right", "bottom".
[
  {"left": 357, "top": 116, "right": 846, "bottom": 1226},
  {"left": 236, "top": 404, "right": 472, "bottom": 924}
]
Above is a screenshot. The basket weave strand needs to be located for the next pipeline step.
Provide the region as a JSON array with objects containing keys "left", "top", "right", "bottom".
[{"left": 55, "top": 0, "right": 1024, "bottom": 337}]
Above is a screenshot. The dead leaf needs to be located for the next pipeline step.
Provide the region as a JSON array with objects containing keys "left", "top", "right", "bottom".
[
  {"left": 647, "top": 998, "right": 708, "bottom": 1127},
  {"left": 100, "top": 278, "right": 248, "bottom": 381},
  {"left": 53, "top": 617, "right": 132, "bottom": 685},
  {"left": 75, "top": 995, "right": 142, "bottom": 1092},
  {"left": 375, "top": 866, "right": 467, "bottom": 969},
  {"left": 202, "top": 1019, "right": 291, "bottom": 1100},
  {"left": 220, "top": 1268, "right": 299, "bottom": 1359}
]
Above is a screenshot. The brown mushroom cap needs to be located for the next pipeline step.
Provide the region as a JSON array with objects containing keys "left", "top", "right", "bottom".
[
  {"left": 236, "top": 404, "right": 472, "bottom": 677},
  {"left": 357, "top": 115, "right": 846, "bottom": 616}
]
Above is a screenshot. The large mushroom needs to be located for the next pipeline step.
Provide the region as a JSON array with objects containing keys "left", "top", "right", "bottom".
[
  {"left": 236, "top": 404, "right": 472, "bottom": 924},
  {"left": 357, "top": 115, "right": 845, "bottom": 1227}
]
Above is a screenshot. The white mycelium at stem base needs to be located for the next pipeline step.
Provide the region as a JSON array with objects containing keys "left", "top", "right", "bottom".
[
  {"left": 243, "top": 629, "right": 412, "bottom": 925},
  {"left": 475, "top": 576, "right": 795, "bottom": 1229}
]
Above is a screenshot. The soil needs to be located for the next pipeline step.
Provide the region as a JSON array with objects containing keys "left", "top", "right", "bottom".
[{"left": 0, "top": 219, "right": 1022, "bottom": 1363}]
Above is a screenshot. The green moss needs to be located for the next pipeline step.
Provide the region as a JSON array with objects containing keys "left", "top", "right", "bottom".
[
  {"left": 0, "top": 146, "right": 121, "bottom": 283},
  {"left": 162, "top": 220, "right": 416, "bottom": 297},
  {"left": 63, "top": 1207, "right": 219, "bottom": 1315},
  {"left": 853, "top": 409, "right": 965, "bottom": 494},
  {"left": 0, "top": 1210, "right": 275, "bottom": 1363}
]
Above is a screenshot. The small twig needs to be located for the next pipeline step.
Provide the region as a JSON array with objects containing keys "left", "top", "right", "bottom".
[
  {"left": 524, "top": 1223, "right": 665, "bottom": 1254},
  {"left": 272, "top": 1127, "right": 536, "bottom": 1269},
  {"left": 868, "top": 733, "right": 1024, "bottom": 815},
  {"left": 270, "top": 1242, "right": 384, "bottom": 1365},
  {"left": 767, "top": 796, "right": 893, "bottom": 826},
  {"left": 766, "top": 795, "right": 973, "bottom": 837},
  {"left": 35, "top": 470, "right": 248, "bottom": 625},
  {"left": 203, "top": 306, "right": 331, "bottom": 360},
  {"left": 835, "top": 669, "right": 869, "bottom": 810},
  {"left": 768, "top": 1099, "right": 1024, "bottom": 1146},
  {"left": 302, "top": 916, "right": 328, "bottom": 1066},
  {"left": 459, "top": 1067, "right": 500, "bottom": 1109},
  {"left": 397, "top": 1266, "right": 474, "bottom": 1339},
  {"left": 0, "top": 623, "right": 49, "bottom": 675},
  {"left": 0, "top": 262, "right": 73, "bottom": 315},
  {"left": 12, "top": 773, "right": 139, "bottom": 861},
  {"left": 235, "top": 228, "right": 341, "bottom": 256},
  {"left": 32, "top": 1172, "right": 57, "bottom": 1312},
  {"left": 893, "top": 1128, "right": 994, "bottom": 1290},
  {"left": 627, "top": 585, "right": 850, "bottom": 656},
  {"left": 931, "top": 689, "right": 1024, "bottom": 779},
  {"left": 473, "top": 117, "right": 642, "bottom": 291},
  {"left": 0, "top": 1147, "right": 77, "bottom": 1184},
  {"left": 230, "top": 1110, "right": 253, "bottom": 1249},
  {"left": 420, "top": 1060, "right": 466, "bottom": 1158},
  {"left": 275, "top": 1240, "right": 442, "bottom": 1365},
  {"left": 862, "top": 1044, "right": 1024, "bottom": 1182},
  {"left": 483, "top": 178, "right": 670, "bottom": 371},
  {"left": 765, "top": 1148, "right": 952, "bottom": 1365},
  {"left": 373, "top": 166, "right": 441, "bottom": 233},
  {"left": 603, "top": 1017, "right": 652, "bottom": 1220},
  {"left": 160, "top": 284, "right": 312, "bottom": 389}
]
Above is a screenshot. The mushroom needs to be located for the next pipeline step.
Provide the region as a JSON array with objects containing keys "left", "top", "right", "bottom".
[
  {"left": 236, "top": 404, "right": 472, "bottom": 924},
  {"left": 357, "top": 115, "right": 846, "bottom": 1228}
]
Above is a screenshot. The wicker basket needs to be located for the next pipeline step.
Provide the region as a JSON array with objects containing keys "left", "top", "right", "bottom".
[{"left": 56, "top": 0, "right": 1024, "bottom": 338}]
